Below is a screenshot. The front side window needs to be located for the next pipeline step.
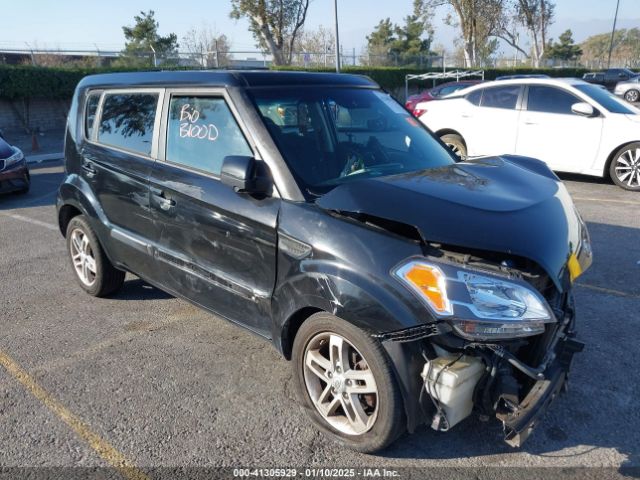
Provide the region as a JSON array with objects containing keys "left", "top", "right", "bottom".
[
  {"left": 250, "top": 87, "right": 455, "bottom": 196},
  {"left": 165, "top": 96, "right": 252, "bottom": 176},
  {"left": 527, "top": 86, "right": 580, "bottom": 115},
  {"left": 480, "top": 85, "right": 520, "bottom": 109},
  {"left": 575, "top": 84, "right": 637, "bottom": 114},
  {"left": 98, "top": 92, "right": 158, "bottom": 155},
  {"left": 85, "top": 92, "right": 101, "bottom": 139},
  {"left": 466, "top": 89, "right": 482, "bottom": 106}
]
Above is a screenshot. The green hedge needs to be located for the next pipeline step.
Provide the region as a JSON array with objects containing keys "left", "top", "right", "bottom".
[
  {"left": 0, "top": 65, "right": 172, "bottom": 100},
  {"left": 0, "top": 64, "right": 592, "bottom": 100},
  {"left": 271, "top": 65, "right": 591, "bottom": 90}
]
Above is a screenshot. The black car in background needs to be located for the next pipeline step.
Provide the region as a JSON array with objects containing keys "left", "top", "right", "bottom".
[
  {"left": 583, "top": 68, "right": 638, "bottom": 91},
  {"left": 0, "top": 133, "right": 30, "bottom": 194},
  {"left": 56, "top": 71, "right": 591, "bottom": 452}
]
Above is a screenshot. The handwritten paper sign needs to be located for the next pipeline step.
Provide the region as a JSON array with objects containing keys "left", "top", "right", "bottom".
[{"left": 179, "top": 103, "right": 219, "bottom": 142}]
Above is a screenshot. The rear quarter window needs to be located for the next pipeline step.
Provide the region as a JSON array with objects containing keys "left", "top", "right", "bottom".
[
  {"left": 84, "top": 92, "right": 101, "bottom": 139},
  {"left": 97, "top": 92, "right": 159, "bottom": 156}
]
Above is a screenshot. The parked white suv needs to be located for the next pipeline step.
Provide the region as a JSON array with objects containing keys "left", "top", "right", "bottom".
[{"left": 417, "top": 78, "right": 640, "bottom": 190}]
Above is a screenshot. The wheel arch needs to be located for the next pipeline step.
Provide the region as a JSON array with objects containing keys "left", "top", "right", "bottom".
[
  {"left": 435, "top": 128, "right": 466, "bottom": 146},
  {"left": 604, "top": 140, "right": 640, "bottom": 179}
]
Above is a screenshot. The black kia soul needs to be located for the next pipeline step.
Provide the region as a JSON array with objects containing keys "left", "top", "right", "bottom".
[{"left": 57, "top": 71, "right": 592, "bottom": 452}]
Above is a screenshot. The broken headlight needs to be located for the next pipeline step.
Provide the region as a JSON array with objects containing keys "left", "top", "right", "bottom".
[{"left": 393, "top": 260, "right": 555, "bottom": 340}]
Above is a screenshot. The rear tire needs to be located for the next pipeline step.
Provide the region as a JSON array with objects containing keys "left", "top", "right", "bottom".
[
  {"left": 291, "top": 312, "right": 405, "bottom": 453},
  {"left": 624, "top": 89, "right": 639, "bottom": 103},
  {"left": 609, "top": 143, "right": 640, "bottom": 191},
  {"left": 440, "top": 133, "right": 467, "bottom": 159},
  {"left": 66, "top": 215, "right": 125, "bottom": 296}
]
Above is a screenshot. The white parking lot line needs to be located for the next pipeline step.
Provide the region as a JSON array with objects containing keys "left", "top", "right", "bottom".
[
  {"left": 572, "top": 196, "right": 638, "bottom": 205},
  {"left": 1, "top": 213, "right": 58, "bottom": 231}
]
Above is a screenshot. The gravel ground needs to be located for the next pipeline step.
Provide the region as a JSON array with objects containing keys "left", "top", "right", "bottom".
[{"left": 0, "top": 164, "right": 638, "bottom": 480}]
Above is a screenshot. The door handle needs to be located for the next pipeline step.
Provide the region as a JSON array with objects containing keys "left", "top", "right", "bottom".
[
  {"left": 523, "top": 120, "right": 538, "bottom": 125},
  {"left": 151, "top": 188, "right": 176, "bottom": 211},
  {"left": 81, "top": 162, "right": 97, "bottom": 178}
]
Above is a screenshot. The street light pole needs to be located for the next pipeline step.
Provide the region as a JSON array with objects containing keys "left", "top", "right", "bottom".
[
  {"left": 334, "top": 0, "right": 341, "bottom": 73},
  {"left": 607, "top": 0, "right": 621, "bottom": 68}
]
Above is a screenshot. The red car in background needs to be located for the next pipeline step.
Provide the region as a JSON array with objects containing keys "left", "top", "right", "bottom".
[{"left": 405, "top": 80, "right": 482, "bottom": 117}]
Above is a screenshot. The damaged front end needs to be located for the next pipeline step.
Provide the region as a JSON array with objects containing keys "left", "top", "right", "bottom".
[{"left": 379, "top": 248, "right": 587, "bottom": 447}]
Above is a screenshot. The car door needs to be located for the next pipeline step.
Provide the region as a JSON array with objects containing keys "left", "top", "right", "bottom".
[
  {"left": 515, "top": 85, "right": 604, "bottom": 173},
  {"left": 461, "top": 85, "right": 522, "bottom": 157},
  {"left": 148, "top": 90, "right": 279, "bottom": 337},
  {"left": 82, "top": 89, "right": 163, "bottom": 278}
]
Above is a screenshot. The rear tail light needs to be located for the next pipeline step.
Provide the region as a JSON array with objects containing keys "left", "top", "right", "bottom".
[{"left": 413, "top": 108, "right": 427, "bottom": 118}]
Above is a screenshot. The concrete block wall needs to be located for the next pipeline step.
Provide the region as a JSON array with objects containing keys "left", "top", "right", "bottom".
[{"left": 0, "top": 98, "right": 70, "bottom": 133}]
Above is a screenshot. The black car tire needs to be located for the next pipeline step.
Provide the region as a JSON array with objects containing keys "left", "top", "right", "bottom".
[
  {"left": 65, "top": 215, "right": 125, "bottom": 297},
  {"left": 16, "top": 172, "right": 30, "bottom": 194},
  {"left": 624, "top": 89, "right": 639, "bottom": 103},
  {"left": 609, "top": 143, "right": 640, "bottom": 191},
  {"left": 440, "top": 133, "right": 467, "bottom": 159},
  {"left": 292, "top": 312, "right": 405, "bottom": 453}
]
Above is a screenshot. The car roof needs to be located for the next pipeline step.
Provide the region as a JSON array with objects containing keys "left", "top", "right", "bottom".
[
  {"left": 77, "top": 70, "right": 379, "bottom": 91},
  {"left": 459, "top": 77, "right": 589, "bottom": 92}
]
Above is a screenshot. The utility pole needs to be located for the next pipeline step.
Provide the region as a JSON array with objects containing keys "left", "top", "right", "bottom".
[
  {"left": 334, "top": 0, "right": 341, "bottom": 72},
  {"left": 607, "top": 0, "right": 621, "bottom": 68}
]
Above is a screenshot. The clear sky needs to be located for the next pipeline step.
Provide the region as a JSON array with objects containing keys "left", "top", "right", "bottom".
[{"left": 2, "top": 0, "right": 638, "bottom": 55}]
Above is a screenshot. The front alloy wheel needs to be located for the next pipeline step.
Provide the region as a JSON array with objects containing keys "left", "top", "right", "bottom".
[
  {"left": 610, "top": 143, "right": 640, "bottom": 191},
  {"left": 292, "top": 312, "right": 405, "bottom": 453},
  {"left": 303, "top": 332, "right": 379, "bottom": 435}
]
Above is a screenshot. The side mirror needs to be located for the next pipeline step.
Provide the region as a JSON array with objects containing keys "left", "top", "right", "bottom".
[
  {"left": 571, "top": 102, "right": 596, "bottom": 117},
  {"left": 220, "top": 155, "right": 271, "bottom": 194}
]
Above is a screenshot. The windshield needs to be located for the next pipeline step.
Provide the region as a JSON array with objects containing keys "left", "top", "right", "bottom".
[
  {"left": 249, "top": 87, "right": 455, "bottom": 197},
  {"left": 575, "top": 84, "right": 637, "bottom": 114}
]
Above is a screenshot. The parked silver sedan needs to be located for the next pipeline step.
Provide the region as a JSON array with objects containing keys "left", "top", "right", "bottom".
[{"left": 614, "top": 76, "right": 640, "bottom": 103}]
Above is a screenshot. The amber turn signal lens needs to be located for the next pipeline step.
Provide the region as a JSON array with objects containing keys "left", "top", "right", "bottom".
[{"left": 401, "top": 263, "right": 452, "bottom": 315}]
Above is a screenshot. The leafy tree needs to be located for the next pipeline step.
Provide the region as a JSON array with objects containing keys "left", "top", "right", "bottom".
[
  {"left": 293, "top": 26, "right": 335, "bottom": 66},
  {"left": 581, "top": 28, "right": 640, "bottom": 68},
  {"left": 366, "top": 1, "right": 434, "bottom": 66},
  {"left": 426, "top": 0, "right": 504, "bottom": 67},
  {"left": 497, "top": 0, "right": 554, "bottom": 68},
  {"left": 117, "top": 11, "right": 178, "bottom": 67},
  {"left": 366, "top": 18, "right": 397, "bottom": 65},
  {"left": 230, "top": 0, "right": 310, "bottom": 66},
  {"left": 183, "top": 26, "right": 232, "bottom": 68},
  {"left": 391, "top": 0, "right": 435, "bottom": 63},
  {"left": 547, "top": 29, "right": 582, "bottom": 63}
]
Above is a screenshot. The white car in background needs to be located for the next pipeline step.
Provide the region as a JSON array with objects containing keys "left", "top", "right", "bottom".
[{"left": 417, "top": 78, "right": 640, "bottom": 190}]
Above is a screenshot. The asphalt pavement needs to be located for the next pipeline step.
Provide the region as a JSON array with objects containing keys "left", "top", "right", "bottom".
[{"left": 0, "top": 163, "right": 638, "bottom": 480}]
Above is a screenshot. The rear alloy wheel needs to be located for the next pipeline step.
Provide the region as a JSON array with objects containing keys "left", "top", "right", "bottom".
[
  {"left": 440, "top": 133, "right": 467, "bottom": 159},
  {"left": 292, "top": 312, "right": 405, "bottom": 453},
  {"left": 624, "top": 89, "right": 640, "bottom": 103},
  {"left": 66, "top": 215, "right": 125, "bottom": 296},
  {"left": 610, "top": 143, "right": 640, "bottom": 191}
]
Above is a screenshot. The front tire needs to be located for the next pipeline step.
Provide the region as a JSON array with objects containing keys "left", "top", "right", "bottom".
[
  {"left": 292, "top": 312, "right": 405, "bottom": 453},
  {"left": 16, "top": 171, "right": 30, "bottom": 194},
  {"left": 440, "top": 133, "right": 467, "bottom": 159},
  {"left": 624, "top": 89, "right": 639, "bottom": 103},
  {"left": 609, "top": 143, "right": 640, "bottom": 191},
  {"left": 66, "top": 215, "right": 125, "bottom": 296}
]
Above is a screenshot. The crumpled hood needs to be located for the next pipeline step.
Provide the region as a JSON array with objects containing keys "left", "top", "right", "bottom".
[{"left": 317, "top": 156, "right": 590, "bottom": 292}]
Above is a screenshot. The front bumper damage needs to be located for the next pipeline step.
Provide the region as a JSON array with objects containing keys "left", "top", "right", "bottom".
[
  {"left": 380, "top": 303, "right": 584, "bottom": 447},
  {"left": 496, "top": 336, "right": 584, "bottom": 447}
]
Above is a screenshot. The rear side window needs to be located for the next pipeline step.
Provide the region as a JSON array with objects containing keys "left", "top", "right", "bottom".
[
  {"left": 481, "top": 86, "right": 520, "bottom": 109},
  {"left": 85, "top": 92, "right": 101, "bottom": 139},
  {"left": 527, "top": 86, "right": 580, "bottom": 115},
  {"left": 165, "top": 96, "right": 252, "bottom": 176},
  {"left": 98, "top": 92, "right": 159, "bottom": 156}
]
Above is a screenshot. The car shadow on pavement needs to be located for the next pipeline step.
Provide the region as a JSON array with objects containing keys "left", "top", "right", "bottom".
[
  {"left": 112, "top": 278, "right": 174, "bottom": 301},
  {"left": 557, "top": 172, "right": 611, "bottom": 186}
]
